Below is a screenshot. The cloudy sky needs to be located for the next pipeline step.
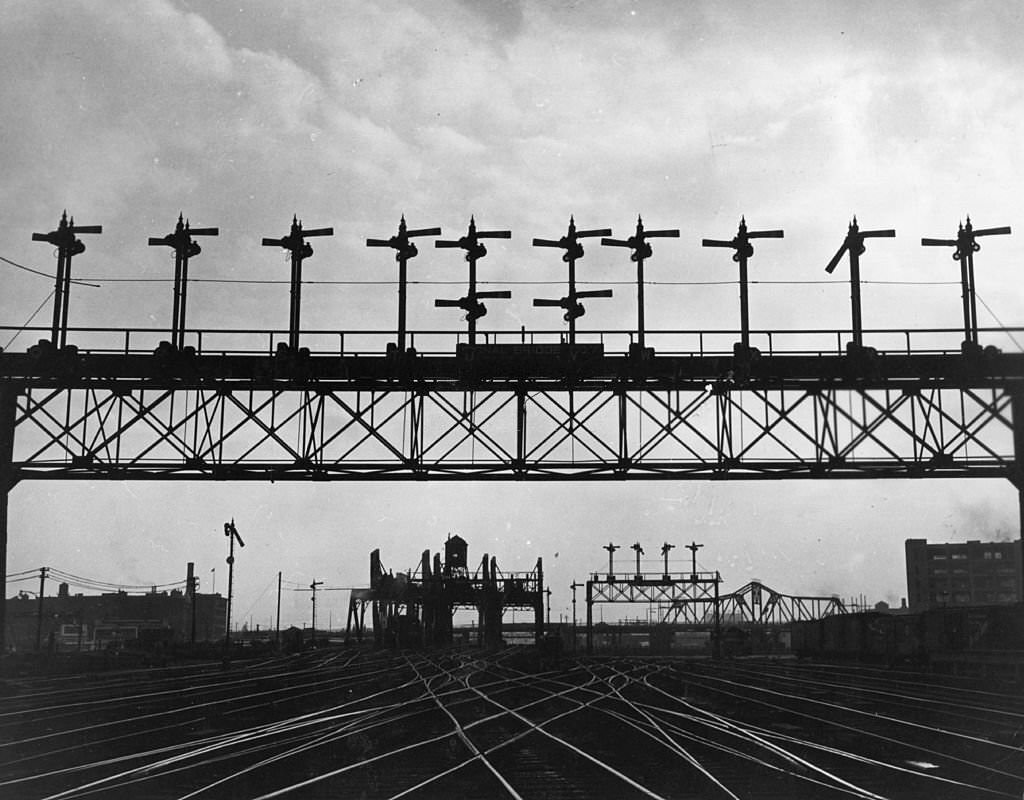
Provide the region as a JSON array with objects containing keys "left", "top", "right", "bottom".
[{"left": 2, "top": 0, "right": 1023, "bottom": 629}]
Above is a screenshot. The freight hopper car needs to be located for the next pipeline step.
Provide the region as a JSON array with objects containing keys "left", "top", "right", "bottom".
[{"left": 791, "top": 604, "right": 1024, "bottom": 679}]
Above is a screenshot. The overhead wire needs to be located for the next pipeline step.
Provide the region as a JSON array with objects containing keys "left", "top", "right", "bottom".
[{"left": 4, "top": 289, "right": 55, "bottom": 350}]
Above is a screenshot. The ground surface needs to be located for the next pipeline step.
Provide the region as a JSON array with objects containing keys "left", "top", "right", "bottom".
[{"left": 0, "top": 648, "right": 1022, "bottom": 799}]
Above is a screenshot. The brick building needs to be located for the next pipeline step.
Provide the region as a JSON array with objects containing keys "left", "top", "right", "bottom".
[
  {"left": 905, "top": 538, "right": 1022, "bottom": 610},
  {"left": 5, "top": 582, "right": 226, "bottom": 653}
]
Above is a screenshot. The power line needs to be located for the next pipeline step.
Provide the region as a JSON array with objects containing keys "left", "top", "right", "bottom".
[
  {"left": 5, "top": 289, "right": 55, "bottom": 350},
  {"left": 0, "top": 253, "right": 100, "bottom": 287},
  {"left": 976, "top": 292, "right": 1024, "bottom": 352}
]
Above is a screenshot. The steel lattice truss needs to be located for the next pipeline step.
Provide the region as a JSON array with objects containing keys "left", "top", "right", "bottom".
[
  {"left": 588, "top": 572, "right": 720, "bottom": 605},
  {"left": 664, "top": 580, "right": 848, "bottom": 625},
  {"left": 6, "top": 378, "right": 1021, "bottom": 481}
]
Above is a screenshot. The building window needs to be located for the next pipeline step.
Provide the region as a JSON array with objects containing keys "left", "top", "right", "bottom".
[
  {"left": 951, "top": 553, "right": 967, "bottom": 560},
  {"left": 994, "top": 552, "right": 1003, "bottom": 560},
  {"left": 984, "top": 552, "right": 993, "bottom": 559},
  {"left": 931, "top": 553, "right": 947, "bottom": 560}
]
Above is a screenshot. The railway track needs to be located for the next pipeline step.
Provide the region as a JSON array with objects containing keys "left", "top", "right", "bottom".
[{"left": 0, "top": 649, "right": 1020, "bottom": 799}]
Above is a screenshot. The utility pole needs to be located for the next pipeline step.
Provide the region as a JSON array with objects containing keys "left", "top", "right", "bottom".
[
  {"left": 35, "top": 566, "right": 48, "bottom": 652},
  {"left": 602, "top": 216, "right": 679, "bottom": 352},
  {"left": 367, "top": 216, "right": 441, "bottom": 352},
  {"left": 702, "top": 217, "right": 784, "bottom": 351},
  {"left": 686, "top": 541, "right": 703, "bottom": 581},
  {"left": 310, "top": 579, "right": 323, "bottom": 645},
  {"left": 149, "top": 214, "right": 218, "bottom": 350},
  {"left": 262, "top": 215, "right": 334, "bottom": 351},
  {"left": 434, "top": 217, "right": 512, "bottom": 344},
  {"left": 223, "top": 519, "right": 245, "bottom": 651},
  {"left": 533, "top": 217, "right": 613, "bottom": 344},
  {"left": 32, "top": 211, "right": 102, "bottom": 349},
  {"left": 276, "top": 571, "right": 282, "bottom": 648}
]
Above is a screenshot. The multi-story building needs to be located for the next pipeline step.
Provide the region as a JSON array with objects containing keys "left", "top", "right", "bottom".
[
  {"left": 5, "top": 582, "right": 227, "bottom": 653},
  {"left": 905, "top": 538, "right": 1022, "bottom": 610}
]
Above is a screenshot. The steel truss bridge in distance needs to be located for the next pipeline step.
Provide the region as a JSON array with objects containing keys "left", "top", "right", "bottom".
[{"left": 663, "top": 579, "right": 848, "bottom": 626}]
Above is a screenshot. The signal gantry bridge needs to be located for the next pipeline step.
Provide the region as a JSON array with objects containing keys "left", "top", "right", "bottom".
[{"left": 1, "top": 211, "right": 1022, "bottom": 650}]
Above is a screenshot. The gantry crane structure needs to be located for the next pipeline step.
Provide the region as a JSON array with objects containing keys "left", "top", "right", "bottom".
[
  {"left": 351, "top": 535, "right": 543, "bottom": 649},
  {"left": 0, "top": 212, "right": 1022, "bottom": 649}
]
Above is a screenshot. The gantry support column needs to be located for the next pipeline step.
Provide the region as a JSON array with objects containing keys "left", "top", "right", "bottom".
[
  {"left": 0, "top": 386, "right": 17, "bottom": 653},
  {"left": 1012, "top": 391, "right": 1024, "bottom": 602}
]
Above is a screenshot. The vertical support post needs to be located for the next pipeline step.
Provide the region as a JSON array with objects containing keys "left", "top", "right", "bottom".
[
  {"left": 1012, "top": 392, "right": 1024, "bottom": 602},
  {"left": 34, "top": 212, "right": 101, "bottom": 349},
  {"left": 263, "top": 217, "right": 333, "bottom": 351},
  {"left": 571, "top": 581, "right": 579, "bottom": 655},
  {"left": 959, "top": 225, "right": 975, "bottom": 346},
  {"left": 276, "top": 571, "right": 282, "bottom": 648},
  {"left": 585, "top": 579, "right": 593, "bottom": 655},
  {"left": 848, "top": 240, "right": 863, "bottom": 349},
  {"left": 965, "top": 237, "right": 979, "bottom": 348},
  {"left": 0, "top": 385, "right": 16, "bottom": 653},
  {"left": 825, "top": 219, "right": 894, "bottom": 351},
  {"left": 713, "top": 571, "right": 722, "bottom": 660},
  {"left": 515, "top": 389, "right": 527, "bottom": 476},
  {"left": 223, "top": 519, "right": 244, "bottom": 652},
  {"left": 51, "top": 246, "right": 67, "bottom": 346},
  {"left": 366, "top": 217, "right": 440, "bottom": 353},
  {"left": 36, "top": 566, "right": 48, "bottom": 652},
  {"left": 187, "top": 561, "right": 196, "bottom": 645},
  {"left": 150, "top": 215, "right": 217, "bottom": 350},
  {"left": 533, "top": 218, "right": 612, "bottom": 344},
  {"left": 310, "top": 579, "right": 323, "bottom": 645},
  {"left": 535, "top": 557, "right": 544, "bottom": 643},
  {"left": 702, "top": 219, "right": 781, "bottom": 351}
]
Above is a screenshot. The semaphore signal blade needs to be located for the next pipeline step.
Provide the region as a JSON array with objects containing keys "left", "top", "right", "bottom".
[
  {"left": 366, "top": 238, "right": 393, "bottom": 247},
  {"left": 188, "top": 227, "right": 219, "bottom": 236},
  {"left": 974, "top": 226, "right": 1012, "bottom": 237},
  {"left": 576, "top": 228, "right": 612, "bottom": 238},
  {"left": 406, "top": 227, "right": 441, "bottom": 238},
  {"left": 577, "top": 289, "right": 613, "bottom": 298},
  {"left": 533, "top": 238, "right": 563, "bottom": 247},
  {"left": 303, "top": 227, "right": 334, "bottom": 237},
  {"left": 476, "top": 290, "right": 512, "bottom": 299},
  {"left": 748, "top": 229, "right": 784, "bottom": 239},
  {"left": 533, "top": 298, "right": 564, "bottom": 306},
  {"left": 824, "top": 243, "right": 848, "bottom": 274},
  {"left": 921, "top": 237, "right": 957, "bottom": 247}
]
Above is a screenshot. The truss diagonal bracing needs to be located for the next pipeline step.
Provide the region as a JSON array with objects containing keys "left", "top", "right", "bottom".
[
  {"left": 665, "top": 580, "right": 848, "bottom": 626},
  {"left": 4, "top": 367, "right": 1022, "bottom": 482}
]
